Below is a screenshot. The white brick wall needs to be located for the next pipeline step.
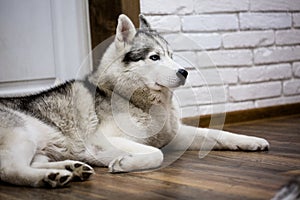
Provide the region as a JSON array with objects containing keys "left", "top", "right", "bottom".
[
  {"left": 140, "top": 0, "right": 193, "bottom": 14},
  {"left": 239, "top": 64, "right": 292, "bottom": 83},
  {"left": 276, "top": 30, "right": 300, "bottom": 45},
  {"left": 294, "top": 62, "right": 300, "bottom": 78},
  {"left": 144, "top": 16, "right": 181, "bottom": 32},
  {"left": 229, "top": 82, "right": 282, "bottom": 101},
  {"left": 294, "top": 13, "right": 300, "bottom": 27},
  {"left": 140, "top": 0, "right": 300, "bottom": 117},
  {"left": 223, "top": 31, "right": 274, "bottom": 48},
  {"left": 239, "top": 13, "right": 292, "bottom": 30},
  {"left": 182, "top": 14, "right": 238, "bottom": 31},
  {"left": 194, "top": 0, "right": 248, "bottom": 13},
  {"left": 199, "top": 50, "right": 253, "bottom": 67},
  {"left": 163, "top": 33, "right": 221, "bottom": 50},
  {"left": 254, "top": 47, "right": 300, "bottom": 64},
  {"left": 250, "top": 0, "right": 300, "bottom": 11},
  {"left": 284, "top": 79, "right": 300, "bottom": 95}
]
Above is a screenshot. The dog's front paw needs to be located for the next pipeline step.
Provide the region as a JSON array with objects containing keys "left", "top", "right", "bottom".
[
  {"left": 233, "top": 136, "right": 270, "bottom": 151},
  {"left": 248, "top": 137, "right": 269, "bottom": 151},
  {"left": 42, "top": 170, "right": 73, "bottom": 188},
  {"left": 65, "top": 161, "right": 94, "bottom": 181},
  {"left": 108, "top": 151, "right": 163, "bottom": 173},
  {"left": 108, "top": 155, "right": 133, "bottom": 173}
]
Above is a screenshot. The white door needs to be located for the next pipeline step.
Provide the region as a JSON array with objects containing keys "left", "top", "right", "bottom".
[{"left": 0, "top": 0, "right": 92, "bottom": 95}]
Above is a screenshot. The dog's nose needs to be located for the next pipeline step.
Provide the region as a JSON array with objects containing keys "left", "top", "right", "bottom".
[
  {"left": 177, "top": 69, "right": 188, "bottom": 79},
  {"left": 176, "top": 69, "right": 188, "bottom": 85}
]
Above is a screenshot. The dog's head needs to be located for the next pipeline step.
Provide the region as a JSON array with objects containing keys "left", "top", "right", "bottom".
[{"left": 92, "top": 14, "right": 188, "bottom": 96}]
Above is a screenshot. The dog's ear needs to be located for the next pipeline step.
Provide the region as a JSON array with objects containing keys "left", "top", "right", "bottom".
[
  {"left": 139, "top": 14, "right": 151, "bottom": 29},
  {"left": 115, "top": 14, "right": 136, "bottom": 49}
]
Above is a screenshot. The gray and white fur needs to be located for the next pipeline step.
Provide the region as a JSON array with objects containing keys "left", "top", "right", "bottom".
[{"left": 0, "top": 14, "right": 269, "bottom": 188}]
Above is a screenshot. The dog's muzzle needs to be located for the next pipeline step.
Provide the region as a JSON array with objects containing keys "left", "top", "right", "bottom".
[{"left": 176, "top": 69, "right": 188, "bottom": 85}]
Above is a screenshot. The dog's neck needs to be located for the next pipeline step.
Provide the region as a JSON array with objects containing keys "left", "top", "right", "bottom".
[
  {"left": 129, "top": 86, "right": 173, "bottom": 111},
  {"left": 110, "top": 85, "right": 173, "bottom": 112},
  {"left": 87, "top": 78, "right": 173, "bottom": 112},
  {"left": 87, "top": 61, "right": 175, "bottom": 112}
]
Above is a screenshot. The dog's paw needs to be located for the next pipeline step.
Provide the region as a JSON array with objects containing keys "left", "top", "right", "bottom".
[
  {"left": 108, "top": 151, "right": 163, "bottom": 173},
  {"left": 108, "top": 155, "right": 132, "bottom": 173},
  {"left": 231, "top": 136, "right": 270, "bottom": 151},
  {"left": 64, "top": 161, "right": 94, "bottom": 181},
  {"left": 246, "top": 137, "right": 269, "bottom": 151},
  {"left": 42, "top": 170, "right": 73, "bottom": 188}
]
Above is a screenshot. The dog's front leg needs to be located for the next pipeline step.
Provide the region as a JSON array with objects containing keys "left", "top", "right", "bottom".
[
  {"left": 171, "top": 125, "right": 269, "bottom": 151},
  {"left": 108, "top": 137, "right": 164, "bottom": 173},
  {"left": 99, "top": 137, "right": 164, "bottom": 173}
]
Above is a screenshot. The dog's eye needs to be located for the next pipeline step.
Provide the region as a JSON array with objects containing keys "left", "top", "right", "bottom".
[{"left": 149, "top": 55, "right": 160, "bottom": 61}]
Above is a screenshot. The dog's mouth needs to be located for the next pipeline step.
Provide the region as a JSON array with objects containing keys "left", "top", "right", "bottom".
[
  {"left": 151, "top": 82, "right": 180, "bottom": 91},
  {"left": 146, "top": 76, "right": 186, "bottom": 91},
  {"left": 151, "top": 82, "right": 164, "bottom": 91},
  {"left": 146, "top": 82, "right": 167, "bottom": 91}
]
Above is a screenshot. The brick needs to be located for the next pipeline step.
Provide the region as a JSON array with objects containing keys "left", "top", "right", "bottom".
[
  {"left": 186, "top": 70, "right": 206, "bottom": 86},
  {"left": 198, "top": 50, "right": 253, "bottom": 67},
  {"left": 182, "top": 14, "right": 238, "bottom": 32},
  {"left": 164, "top": 34, "right": 195, "bottom": 51},
  {"left": 197, "top": 104, "right": 227, "bottom": 115},
  {"left": 223, "top": 31, "right": 274, "bottom": 48},
  {"left": 255, "top": 95, "right": 300, "bottom": 108},
  {"left": 179, "top": 104, "right": 226, "bottom": 117},
  {"left": 239, "top": 64, "right": 292, "bottom": 83},
  {"left": 240, "top": 13, "right": 291, "bottom": 30},
  {"left": 174, "top": 86, "right": 227, "bottom": 106},
  {"left": 144, "top": 16, "right": 181, "bottom": 32},
  {"left": 174, "top": 88, "right": 198, "bottom": 107},
  {"left": 180, "top": 101, "right": 259, "bottom": 117},
  {"left": 254, "top": 47, "right": 300, "bottom": 64},
  {"left": 187, "top": 33, "right": 222, "bottom": 50},
  {"left": 276, "top": 30, "right": 300, "bottom": 45},
  {"left": 200, "top": 85, "right": 228, "bottom": 104},
  {"left": 195, "top": 52, "right": 217, "bottom": 68},
  {"left": 164, "top": 33, "right": 221, "bottom": 51},
  {"left": 194, "top": 0, "right": 249, "bottom": 13},
  {"left": 229, "top": 82, "right": 281, "bottom": 101},
  {"left": 140, "top": 0, "right": 193, "bottom": 14},
  {"left": 180, "top": 103, "right": 227, "bottom": 116},
  {"left": 227, "top": 101, "right": 255, "bottom": 112},
  {"left": 186, "top": 68, "right": 237, "bottom": 87},
  {"left": 293, "top": 62, "right": 300, "bottom": 78},
  {"left": 250, "top": 0, "right": 300, "bottom": 11},
  {"left": 284, "top": 79, "right": 300, "bottom": 95},
  {"left": 293, "top": 13, "right": 300, "bottom": 27},
  {"left": 174, "top": 51, "right": 215, "bottom": 69},
  {"left": 218, "top": 68, "right": 238, "bottom": 84},
  {"left": 172, "top": 52, "right": 218, "bottom": 70},
  {"left": 180, "top": 106, "right": 200, "bottom": 118},
  {"left": 172, "top": 51, "right": 198, "bottom": 69},
  {"left": 178, "top": 53, "right": 239, "bottom": 70}
]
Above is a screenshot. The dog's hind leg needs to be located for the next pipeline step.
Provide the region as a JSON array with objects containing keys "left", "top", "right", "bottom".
[
  {"left": 0, "top": 127, "right": 72, "bottom": 187},
  {"left": 31, "top": 156, "right": 95, "bottom": 181}
]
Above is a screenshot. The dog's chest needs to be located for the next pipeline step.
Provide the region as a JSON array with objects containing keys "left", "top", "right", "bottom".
[{"left": 127, "top": 104, "right": 180, "bottom": 148}]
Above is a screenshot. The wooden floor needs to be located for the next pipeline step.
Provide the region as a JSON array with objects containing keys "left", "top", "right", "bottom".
[{"left": 1, "top": 114, "right": 300, "bottom": 200}]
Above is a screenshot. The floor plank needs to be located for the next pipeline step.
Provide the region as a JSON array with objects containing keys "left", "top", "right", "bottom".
[{"left": 1, "top": 115, "right": 300, "bottom": 199}]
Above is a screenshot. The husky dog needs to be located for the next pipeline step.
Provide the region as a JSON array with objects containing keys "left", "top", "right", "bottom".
[{"left": 0, "top": 14, "right": 269, "bottom": 187}]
